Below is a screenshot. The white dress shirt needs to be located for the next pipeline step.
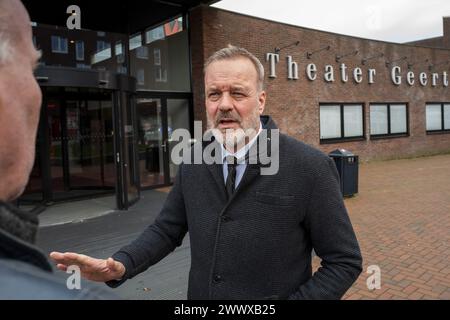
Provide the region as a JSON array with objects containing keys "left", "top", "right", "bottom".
[{"left": 221, "top": 122, "right": 262, "bottom": 189}]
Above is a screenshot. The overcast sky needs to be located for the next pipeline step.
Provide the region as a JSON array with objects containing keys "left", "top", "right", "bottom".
[{"left": 212, "top": 0, "right": 450, "bottom": 43}]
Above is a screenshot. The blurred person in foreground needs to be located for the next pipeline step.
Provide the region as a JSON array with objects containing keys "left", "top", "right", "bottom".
[{"left": 0, "top": 0, "right": 115, "bottom": 299}]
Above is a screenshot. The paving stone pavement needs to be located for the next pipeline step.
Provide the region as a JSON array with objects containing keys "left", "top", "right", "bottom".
[{"left": 312, "top": 153, "right": 450, "bottom": 300}]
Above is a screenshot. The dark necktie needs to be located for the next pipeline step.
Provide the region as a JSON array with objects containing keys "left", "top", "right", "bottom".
[{"left": 225, "top": 156, "right": 238, "bottom": 200}]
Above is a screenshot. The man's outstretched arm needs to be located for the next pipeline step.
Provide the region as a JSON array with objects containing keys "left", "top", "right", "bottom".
[
  {"left": 107, "top": 165, "right": 188, "bottom": 287},
  {"left": 50, "top": 165, "right": 188, "bottom": 286}
]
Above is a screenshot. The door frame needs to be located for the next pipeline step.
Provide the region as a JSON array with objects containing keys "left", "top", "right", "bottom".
[
  {"left": 136, "top": 91, "right": 193, "bottom": 189},
  {"left": 113, "top": 75, "right": 140, "bottom": 209}
]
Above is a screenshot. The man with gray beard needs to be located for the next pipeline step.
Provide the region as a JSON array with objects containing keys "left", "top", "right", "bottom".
[{"left": 51, "top": 45, "right": 362, "bottom": 300}]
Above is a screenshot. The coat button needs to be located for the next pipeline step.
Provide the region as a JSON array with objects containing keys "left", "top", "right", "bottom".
[
  {"left": 213, "top": 274, "right": 222, "bottom": 283},
  {"left": 221, "top": 215, "right": 232, "bottom": 222}
]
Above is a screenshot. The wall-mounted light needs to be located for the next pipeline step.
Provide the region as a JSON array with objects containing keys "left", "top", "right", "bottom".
[
  {"left": 274, "top": 41, "right": 300, "bottom": 53},
  {"left": 335, "top": 50, "right": 358, "bottom": 63},
  {"left": 306, "top": 45, "right": 331, "bottom": 59},
  {"left": 428, "top": 60, "right": 450, "bottom": 71},
  {"left": 385, "top": 56, "right": 407, "bottom": 68},
  {"left": 361, "top": 52, "right": 384, "bottom": 65},
  {"left": 407, "top": 59, "right": 429, "bottom": 69}
]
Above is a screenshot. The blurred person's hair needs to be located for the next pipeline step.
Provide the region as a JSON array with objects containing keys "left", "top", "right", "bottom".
[{"left": 0, "top": 0, "right": 16, "bottom": 65}]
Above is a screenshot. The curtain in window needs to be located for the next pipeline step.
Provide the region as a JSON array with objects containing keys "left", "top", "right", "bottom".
[
  {"left": 390, "top": 104, "right": 407, "bottom": 134},
  {"left": 444, "top": 104, "right": 450, "bottom": 130},
  {"left": 426, "top": 104, "right": 442, "bottom": 131},
  {"left": 370, "top": 104, "right": 388, "bottom": 135},
  {"left": 344, "top": 104, "right": 363, "bottom": 137},
  {"left": 320, "top": 105, "right": 341, "bottom": 139}
]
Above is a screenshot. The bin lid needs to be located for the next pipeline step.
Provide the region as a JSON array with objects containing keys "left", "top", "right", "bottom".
[{"left": 329, "top": 149, "right": 354, "bottom": 157}]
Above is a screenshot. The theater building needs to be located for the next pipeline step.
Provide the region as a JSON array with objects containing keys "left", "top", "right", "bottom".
[{"left": 21, "top": 1, "right": 450, "bottom": 208}]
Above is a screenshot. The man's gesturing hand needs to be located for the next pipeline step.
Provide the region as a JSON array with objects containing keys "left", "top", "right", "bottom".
[{"left": 49, "top": 252, "right": 126, "bottom": 282}]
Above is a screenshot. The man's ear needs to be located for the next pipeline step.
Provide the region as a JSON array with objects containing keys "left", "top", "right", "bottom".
[{"left": 258, "top": 90, "right": 266, "bottom": 114}]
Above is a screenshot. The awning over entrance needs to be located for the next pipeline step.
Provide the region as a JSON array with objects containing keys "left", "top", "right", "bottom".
[{"left": 22, "top": 0, "right": 219, "bottom": 34}]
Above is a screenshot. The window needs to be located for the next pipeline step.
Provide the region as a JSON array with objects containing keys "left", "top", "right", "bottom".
[
  {"left": 320, "top": 105, "right": 341, "bottom": 139},
  {"left": 137, "top": 69, "right": 145, "bottom": 85},
  {"left": 51, "top": 36, "right": 68, "bottom": 53},
  {"left": 370, "top": 103, "right": 408, "bottom": 137},
  {"left": 136, "top": 46, "right": 149, "bottom": 59},
  {"left": 75, "top": 41, "right": 84, "bottom": 61},
  {"left": 76, "top": 63, "right": 91, "bottom": 69},
  {"left": 153, "top": 48, "right": 161, "bottom": 66},
  {"left": 97, "top": 40, "right": 110, "bottom": 52},
  {"left": 129, "top": 34, "right": 142, "bottom": 51},
  {"left": 92, "top": 41, "right": 111, "bottom": 64},
  {"left": 115, "top": 41, "right": 125, "bottom": 63},
  {"left": 163, "top": 16, "right": 183, "bottom": 36},
  {"left": 344, "top": 105, "right": 363, "bottom": 137},
  {"left": 319, "top": 104, "right": 364, "bottom": 141},
  {"left": 426, "top": 103, "right": 450, "bottom": 132},
  {"left": 146, "top": 25, "right": 165, "bottom": 44},
  {"left": 115, "top": 41, "right": 123, "bottom": 56},
  {"left": 117, "top": 66, "right": 127, "bottom": 74},
  {"left": 155, "top": 67, "right": 167, "bottom": 82},
  {"left": 130, "top": 16, "right": 190, "bottom": 92},
  {"left": 145, "top": 16, "right": 183, "bottom": 44}
]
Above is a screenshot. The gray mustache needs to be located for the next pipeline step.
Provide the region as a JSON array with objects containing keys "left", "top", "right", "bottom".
[{"left": 215, "top": 112, "right": 241, "bottom": 126}]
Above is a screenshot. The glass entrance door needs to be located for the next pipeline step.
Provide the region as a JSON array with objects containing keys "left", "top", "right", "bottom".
[
  {"left": 21, "top": 87, "right": 117, "bottom": 203},
  {"left": 136, "top": 95, "right": 191, "bottom": 188},
  {"left": 64, "top": 90, "right": 116, "bottom": 192},
  {"left": 20, "top": 67, "right": 139, "bottom": 209},
  {"left": 136, "top": 98, "right": 166, "bottom": 187}
]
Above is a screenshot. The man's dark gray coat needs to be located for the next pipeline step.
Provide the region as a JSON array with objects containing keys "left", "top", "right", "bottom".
[{"left": 109, "top": 116, "right": 363, "bottom": 299}]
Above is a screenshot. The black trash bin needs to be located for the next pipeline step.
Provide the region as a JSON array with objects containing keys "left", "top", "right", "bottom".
[{"left": 329, "top": 149, "right": 359, "bottom": 197}]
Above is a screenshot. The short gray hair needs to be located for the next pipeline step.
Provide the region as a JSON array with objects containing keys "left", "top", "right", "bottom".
[
  {"left": 204, "top": 45, "right": 265, "bottom": 91},
  {"left": 0, "top": 0, "right": 13, "bottom": 65}
]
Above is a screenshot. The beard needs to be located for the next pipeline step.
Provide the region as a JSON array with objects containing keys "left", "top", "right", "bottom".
[{"left": 207, "top": 107, "right": 260, "bottom": 152}]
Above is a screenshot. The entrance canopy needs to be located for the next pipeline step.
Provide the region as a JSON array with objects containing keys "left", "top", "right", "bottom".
[{"left": 23, "top": 0, "right": 219, "bottom": 34}]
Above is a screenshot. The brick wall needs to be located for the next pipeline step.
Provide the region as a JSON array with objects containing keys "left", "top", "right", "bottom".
[
  {"left": 444, "top": 17, "right": 450, "bottom": 48},
  {"left": 189, "top": 6, "right": 450, "bottom": 161},
  {"left": 408, "top": 37, "right": 444, "bottom": 49},
  {"left": 409, "top": 17, "right": 450, "bottom": 49}
]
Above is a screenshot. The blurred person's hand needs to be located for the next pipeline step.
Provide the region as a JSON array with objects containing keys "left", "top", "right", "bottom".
[{"left": 50, "top": 252, "right": 125, "bottom": 282}]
